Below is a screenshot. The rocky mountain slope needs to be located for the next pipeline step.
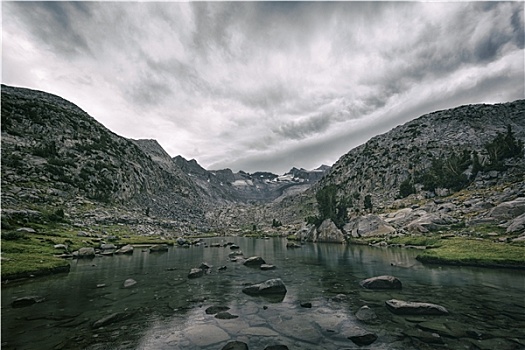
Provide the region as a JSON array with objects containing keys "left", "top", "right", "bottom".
[
  {"left": 266, "top": 100, "right": 525, "bottom": 241},
  {"left": 1, "top": 85, "right": 214, "bottom": 233},
  {"left": 1, "top": 84, "right": 328, "bottom": 234}
]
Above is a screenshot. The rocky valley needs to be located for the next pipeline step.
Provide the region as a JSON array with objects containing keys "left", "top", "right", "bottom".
[{"left": 1, "top": 84, "right": 525, "bottom": 277}]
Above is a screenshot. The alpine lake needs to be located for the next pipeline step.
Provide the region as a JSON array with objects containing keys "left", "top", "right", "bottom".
[{"left": 2, "top": 237, "right": 525, "bottom": 350}]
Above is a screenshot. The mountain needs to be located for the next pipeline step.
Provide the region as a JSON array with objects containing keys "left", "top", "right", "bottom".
[
  {"left": 0, "top": 84, "right": 328, "bottom": 234},
  {"left": 268, "top": 99, "right": 525, "bottom": 232},
  {"left": 1, "top": 85, "right": 213, "bottom": 232}
]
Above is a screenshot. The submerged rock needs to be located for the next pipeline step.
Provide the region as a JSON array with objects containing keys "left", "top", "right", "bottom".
[
  {"left": 355, "top": 305, "right": 378, "bottom": 323},
  {"left": 205, "top": 305, "right": 230, "bottom": 315},
  {"left": 123, "top": 278, "right": 137, "bottom": 288},
  {"left": 11, "top": 296, "right": 45, "bottom": 308},
  {"left": 242, "top": 278, "right": 287, "bottom": 296},
  {"left": 222, "top": 341, "right": 248, "bottom": 350},
  {"left": 360, "top": 275, "right": 402, "bottom": 290},
  {"left": 215, "top": 311, "right": 239, "bottom": 319},
  {"left": 385, "top": 299, "right": 449, "bottom": 315}
]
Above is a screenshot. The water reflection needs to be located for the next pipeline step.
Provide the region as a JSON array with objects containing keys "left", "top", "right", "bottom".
[{"left": 2, "top": 238, "right": 525, "bottom": 350}]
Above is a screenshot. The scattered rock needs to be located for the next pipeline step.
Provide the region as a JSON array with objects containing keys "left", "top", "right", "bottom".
[
  {"left": 242, "top": 278, "right": 287, "bottom": 296},
  {"left": 243, "top": 256, "right": 266, "bottom": 267},
  {"left": 385, "top": 299, "right": 449, "bottom": 315},
  {"left": 123, "top": 278, "right": 137, "bottom": 288},
  {"left": 222, "top": 341, "right": 248, "bottom": 350},
  {"left": 11, "top": 296, "right": 45, "bottom": 308},
  {"left": 360, "top": 275, "right": 402, "bottom": 290},
  {"left": 188, "top": 268, "right": 204, "bottom": 279},
  {"left": 260, "top": 264, "right": 276, "bottom": 270}
]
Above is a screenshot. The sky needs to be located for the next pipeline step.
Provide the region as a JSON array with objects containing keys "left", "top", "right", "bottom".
[{"left": 2, "top": 1, "right": 524, "bottom": 174}]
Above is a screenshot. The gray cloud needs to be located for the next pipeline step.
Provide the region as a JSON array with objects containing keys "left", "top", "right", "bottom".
[{"left": 3, "top": 1, "right": 523, "bottom": 174}]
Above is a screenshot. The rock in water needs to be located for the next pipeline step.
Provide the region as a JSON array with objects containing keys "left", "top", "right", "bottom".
[
  {"left": 188, "top": 268, "right": 204, "bottom": 278},
  {"left": 11, "top": 296, "right": 45, "bottom": 308},
  {"left": 355, "top": 305, "right": 378, "bottom": 323},
  {"left": 242, "top": 278, "right": 287, "bottom": 296},
  {"left": 149, "top": 244, "right": 168, "bottom": 253},
  {"left": 77, "top": 247, "right": 95, "bottom": 258},
  {"left": 243, "top": 256, "right": 266, "bottom": 267},
  {"left": 215, "top": 311, "right": 239, "bottom": 319},
  {"left": 205, "top": 305, "right": 230, "bottom": 315},
  {"left": 359, "top": 275, "right": 402, "bottom": 289},
  {"left": 385, "top": 299, "right": 449, "bottom": 315},
  {"left": 123, "top": 278, "right": 137, "bottom": 288},
  {"left": 260, "top": 264, "right": 276, "bottom": 270},
  {"left": 117, "top": 244, "right": 134, "bottom": 255},
  {"left": 342, "top": 325, "right": 378, "bottom": 346}
]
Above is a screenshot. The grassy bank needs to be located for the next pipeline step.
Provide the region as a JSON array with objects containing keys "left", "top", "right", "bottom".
[
  {"left": 1, "top": 223, "right": 183, "bottom": 281},
  {"left": 415, "top": 237, "right": 525, "bottom": 269}
]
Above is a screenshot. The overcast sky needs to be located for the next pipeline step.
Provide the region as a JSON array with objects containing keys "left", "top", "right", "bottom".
[{"left": 3, "top": 2, "right": 524, "bottom": 174}]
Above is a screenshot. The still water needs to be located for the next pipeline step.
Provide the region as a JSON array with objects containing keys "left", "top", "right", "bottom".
[{"left": 2, "top": 237, "right": 525, "bottom": 349}]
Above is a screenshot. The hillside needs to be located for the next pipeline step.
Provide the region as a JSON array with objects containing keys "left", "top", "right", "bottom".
[
  {"left": 265, "top": 100, "right": 525, "bottom": 241},
  {"left": 1, "top": 85, "right": 212, "bottom": 233}
]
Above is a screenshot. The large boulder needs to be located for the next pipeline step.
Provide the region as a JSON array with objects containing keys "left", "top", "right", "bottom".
[
  {"left": 243, "top": 256, "right": 266, "bottom": 267},
  {"left": 360, "top": 275, "right": 402, "bottom": 290},
  {"left": 405, "top": 213, "right": 458, "bottom": 233},
  {"left": 488, "top": 198, "right": 525, "bottom": 220},
  {"left": 385, "top": 299, "right": 449, "bottom": 315},
  {"left": 76, "top": 247, "right": 95, "bottom": 258},
  {"left": 344, "top": 215, "right": 395, "bottom": 238},
  {"left": 316, "top": 219, "right": 345, "bottom": 243},
  {"left": 242, "top": 278, "right": 287, "bottom": 296},
  {"left": 506, "top": 213, "right": 525, "bottom": 233}
]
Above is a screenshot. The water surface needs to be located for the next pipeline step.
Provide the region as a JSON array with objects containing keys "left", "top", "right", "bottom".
[{"left": 2, "top": 238, "right": 525, "bottom": 349}]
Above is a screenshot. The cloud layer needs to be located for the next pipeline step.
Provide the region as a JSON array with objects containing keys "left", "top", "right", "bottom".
[{"left": 3, "top": 2, "right": 524, "bottom": 174}]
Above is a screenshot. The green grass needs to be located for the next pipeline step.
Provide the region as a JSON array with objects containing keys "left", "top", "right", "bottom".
[
  {"left": 387, "top": 235, "right": 442, "bottom": 247},
  {"left": 416, "top": 238, "right": 525, "bottom": 269}
]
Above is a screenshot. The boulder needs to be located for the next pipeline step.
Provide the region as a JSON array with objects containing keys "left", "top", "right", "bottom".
[
  {"left": 405, "top": 213, "right": 457, "bottom": 233},
  {"left": 360, "top": 275, "right": 402, "bottom": 290},
  {"left": 77, "top": 247, "right": 95, "bottom": 258},
  {"left": 488, "top": 198, "right": 525, "bottom": 220},
  {"left": 188, "top": 268, "right": 204, "bottom": 279},
  {"left": 100, "top": 243, "right": 117, "bottom": 250},
  {"left": 506, "top": 213, "right": 525, "bottom": 233},
  {"left": 117, "top": 244, "right": 134, "bottom": 255},
  {"left": 344, "top": 215, "right": 395, "bottom": 238},
  {"left": 242, "top": 278, "right": 287, "bottom": 296},
  {"left": 243, "top": 256, "right": 266, "bottom": 267},
  {"left": 316, "top": 219, "right": 345, "bottom": 243},
  {"left": 385, "top": 299, "right": 449, "bottom": 315}
]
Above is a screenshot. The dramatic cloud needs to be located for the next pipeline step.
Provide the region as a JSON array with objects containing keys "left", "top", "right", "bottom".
[{"left": 3, "top": 1, "right": 524, "bottom": 174}]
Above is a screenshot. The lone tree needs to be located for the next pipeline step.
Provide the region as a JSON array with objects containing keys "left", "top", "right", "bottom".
[{"left": 306, "top": 184, "right": 349, "bottom": 229}]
